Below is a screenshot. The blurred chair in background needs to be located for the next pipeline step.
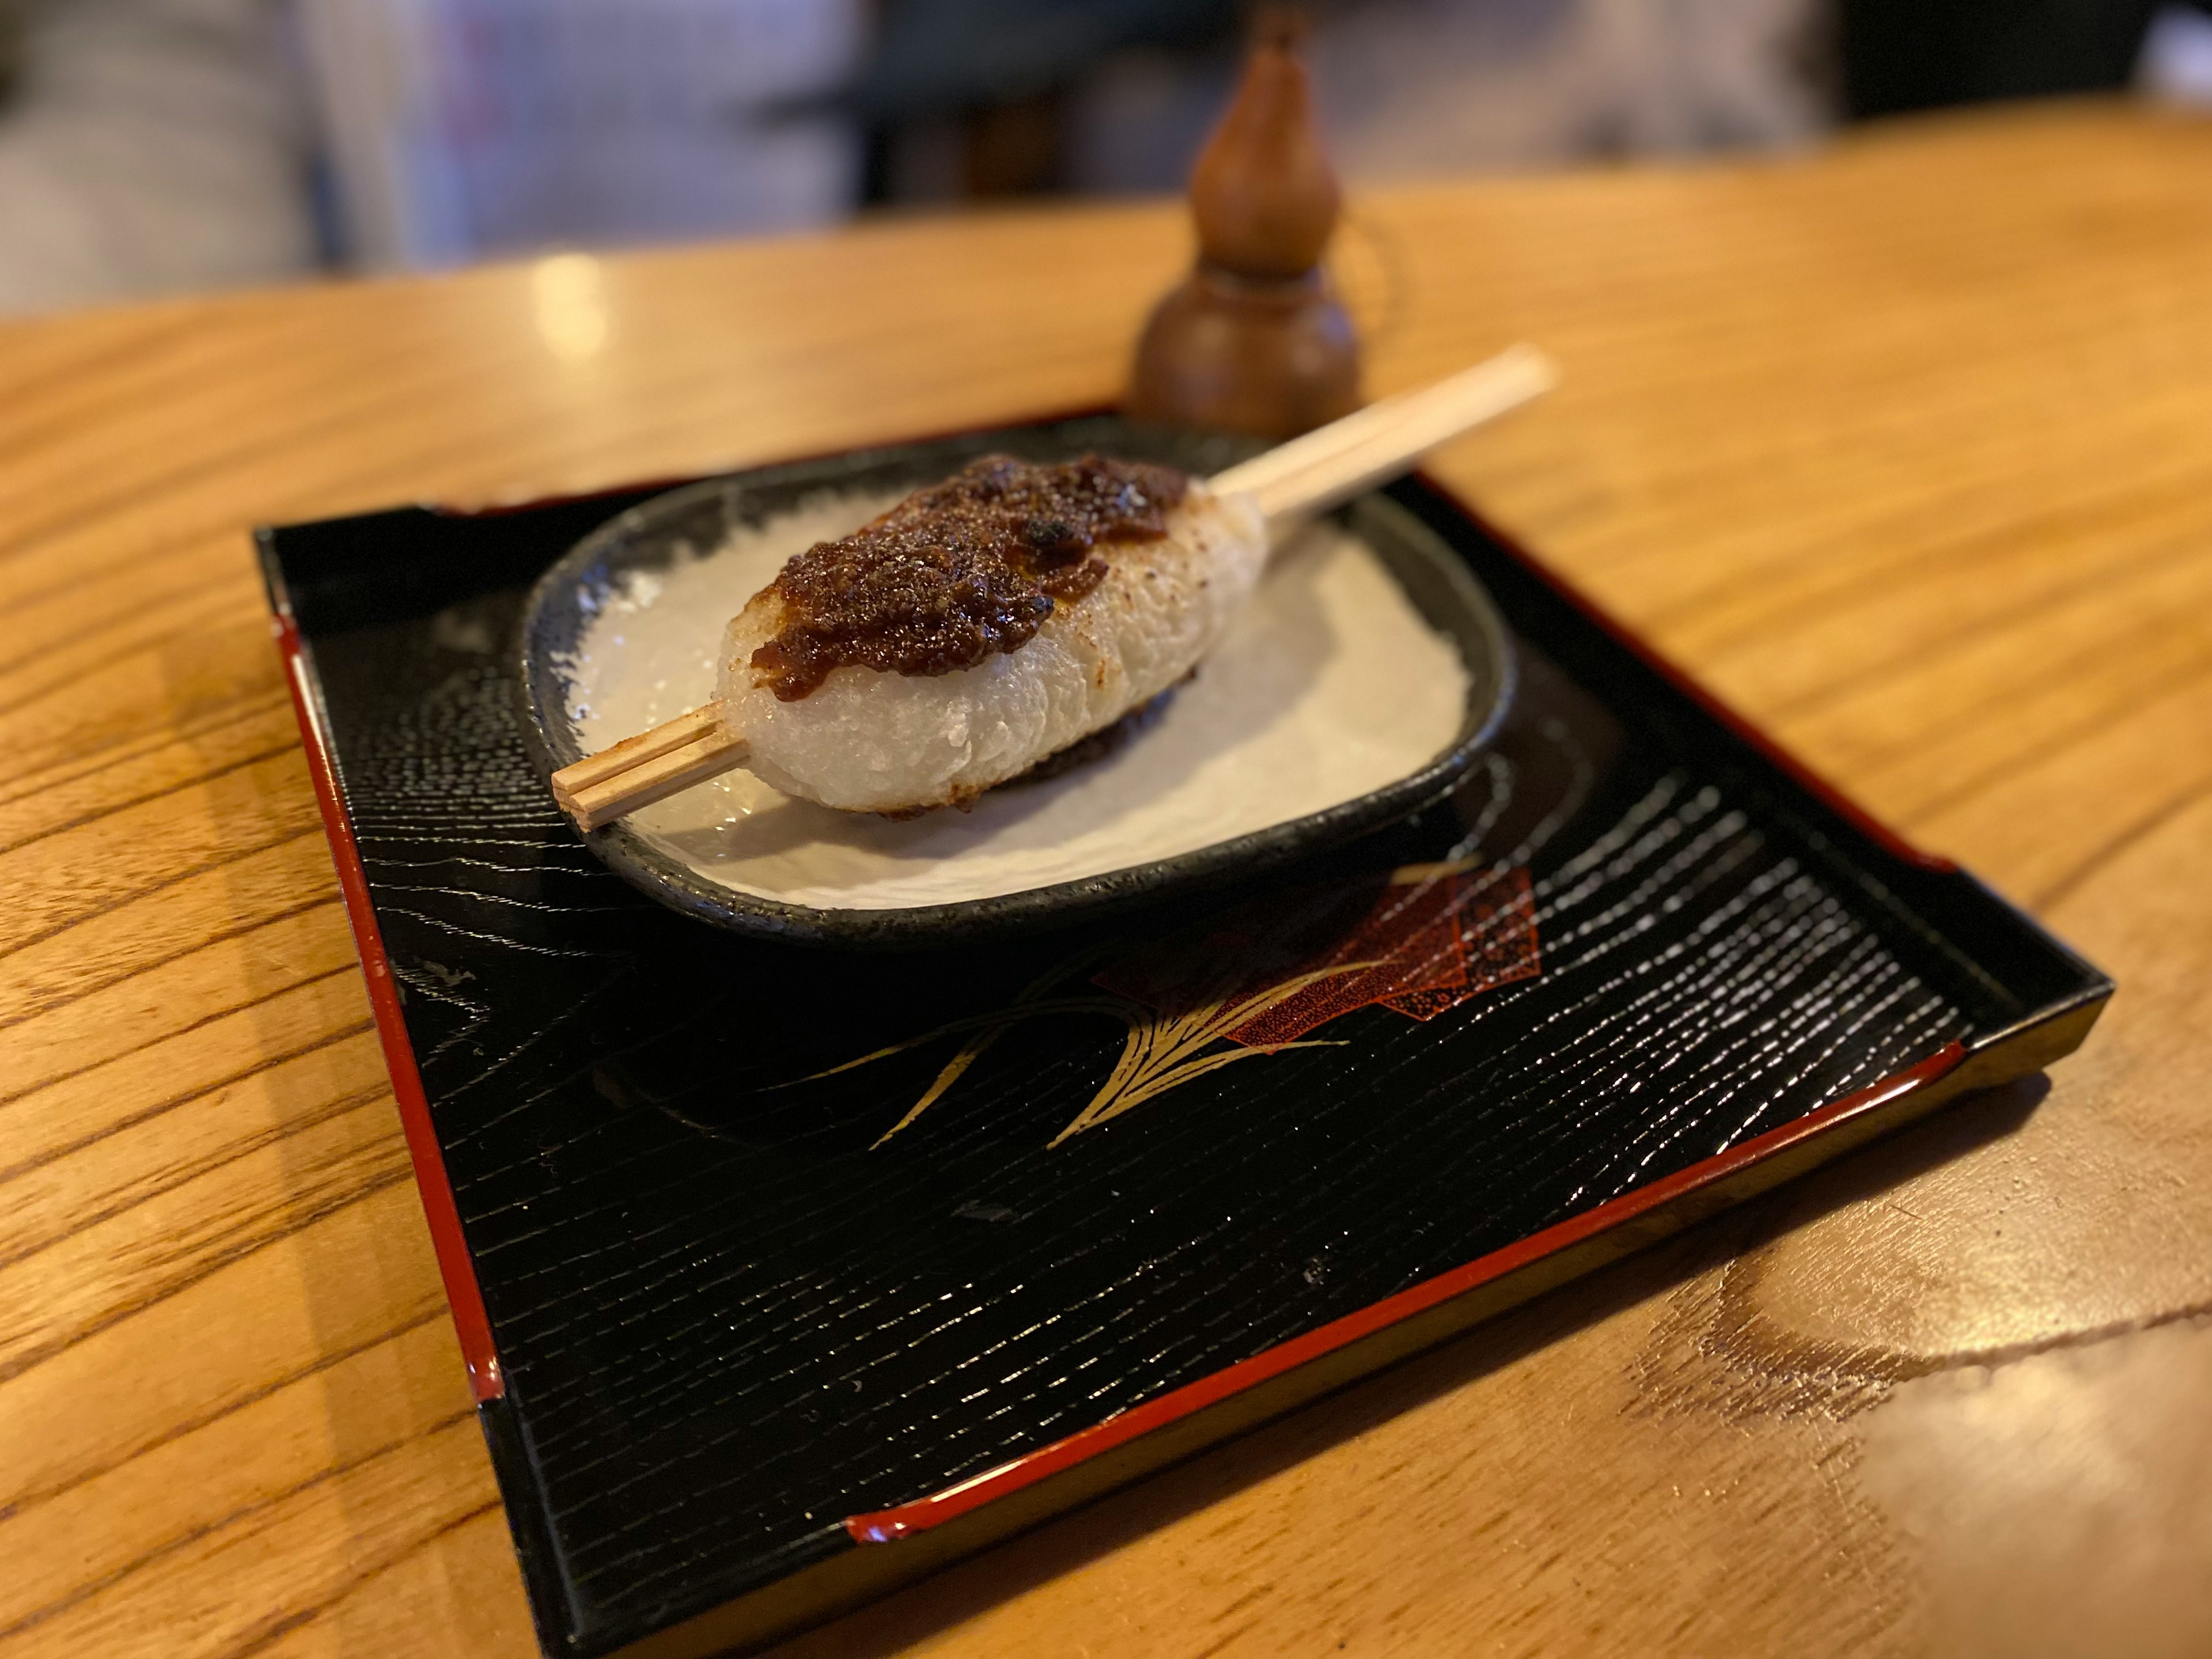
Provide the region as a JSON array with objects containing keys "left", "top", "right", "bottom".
[
  {"left": 1060, "top": 0, "right": 1830, "bottom": 198},
  {"left": 0, "top": 0, "right": 315, "bottom": 315},
  {"left": 293, "top": 0, "right": 866, "bottom": 270},
  {"left": 1840, "top": 0, "right": 2171, "bottom": 116},
  {"left": 852, "top": 0, "right": 1243, "bottom": 198},
  {"left": 859, "top": 0, "right": 1828, "bottom": 201},
  {"left": 880, "top": 0, "right": 2212, "bottom": 199},
  {"left": 0, "top": 0, "right": 866, "bottom": 310},
  {"left": 0, "top": 0, "right": 2204, "bottom": 319}
]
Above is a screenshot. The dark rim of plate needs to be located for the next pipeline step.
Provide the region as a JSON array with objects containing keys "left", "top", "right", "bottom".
[{"left": 512, "top": 447, "right": 1517, "bottom": 949}]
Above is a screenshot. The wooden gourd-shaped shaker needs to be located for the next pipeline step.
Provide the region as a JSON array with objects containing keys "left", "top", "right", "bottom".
[{"left": 1127, "top": 11, "right": 1361, "bottom": 440}]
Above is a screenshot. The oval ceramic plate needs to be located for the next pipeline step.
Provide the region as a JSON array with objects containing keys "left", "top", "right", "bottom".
[{"left": 514, "top": 424, "right": 1515, "bottom": 948}]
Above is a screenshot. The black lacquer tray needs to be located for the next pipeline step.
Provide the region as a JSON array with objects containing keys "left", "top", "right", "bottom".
[{"left": 259, "top": 415, "right": 2111, "bottom": 1659}]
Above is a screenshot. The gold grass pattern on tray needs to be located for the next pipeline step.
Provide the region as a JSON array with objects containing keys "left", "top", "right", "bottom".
[{"left": 783, "top": 864, "right": 1543, "bottom": 1149}]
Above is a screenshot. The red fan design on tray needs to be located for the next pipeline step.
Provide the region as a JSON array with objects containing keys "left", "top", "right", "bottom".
[{"left": 1096, "top": 864, "right": 1542, "bottom": 1047}]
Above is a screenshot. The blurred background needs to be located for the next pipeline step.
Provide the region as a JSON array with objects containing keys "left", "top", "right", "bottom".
[{"left": 2, "top": 0, "right": 2210, "bottom": 316}]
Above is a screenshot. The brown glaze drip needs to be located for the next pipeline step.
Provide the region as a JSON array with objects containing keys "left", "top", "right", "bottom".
[{"left": 750, "top": 454, "right": 1189, "bottom": 701}]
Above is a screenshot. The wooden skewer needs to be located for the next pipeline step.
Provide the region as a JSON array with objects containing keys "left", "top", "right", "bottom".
[
  {"left": 550, "top": 345, "right": 1558, "bottom": 834},
  {"left": 1210, "top": 344, "right": 1558, "bottom": 519},
  {"left": 555, "top": 718, "right": 747, "bottom": 831}
]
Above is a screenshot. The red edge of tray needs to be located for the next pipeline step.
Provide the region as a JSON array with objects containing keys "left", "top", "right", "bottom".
[
  {"left": 273, "top": 615, "right": 507, "bottom": 1403},
  {"left": 842, "top": 1038, "right": 1965, "bottom": 1544}
]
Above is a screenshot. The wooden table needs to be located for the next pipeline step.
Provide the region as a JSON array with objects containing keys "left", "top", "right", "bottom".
[{"left": 3, "top": 99, "right": 2209, "bottom": 1659}]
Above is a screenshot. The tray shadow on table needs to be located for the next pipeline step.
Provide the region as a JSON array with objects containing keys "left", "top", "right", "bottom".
[{"left": 764, "top": 1073, "right": 2050, "bottom": 1658}]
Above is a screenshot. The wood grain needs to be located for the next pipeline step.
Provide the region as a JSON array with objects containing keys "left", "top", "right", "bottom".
[{"left": 2, "top": 99, "right": 2209, "bottom": 1659}]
